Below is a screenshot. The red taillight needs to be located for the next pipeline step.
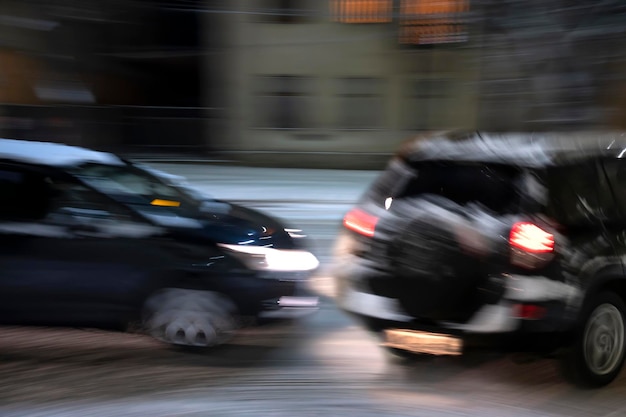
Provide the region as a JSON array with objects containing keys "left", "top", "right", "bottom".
[
  {"left": 343, "top": 208, "right": 378, "bottom": 237},
  {"left": 509, "top": 222, "right": 554, "bottom": 253},
  {"left": 512, "top": 303, "right": 547, "bottom": 320}
]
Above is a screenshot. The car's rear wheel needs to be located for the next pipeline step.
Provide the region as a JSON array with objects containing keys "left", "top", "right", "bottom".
[
  {"left": 561, "top": 292, "right": 626, "bottom": 388},
  {"left": 142, "top": 288, "right": 238, "bottom": 348}
]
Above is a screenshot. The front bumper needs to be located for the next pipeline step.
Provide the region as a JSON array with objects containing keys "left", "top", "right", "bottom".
[
  {"left": 259, "top": 295, "right": 319, "bottom": 319},
  {"left": 255, "top": 265, "right": 320, "bottom": 319}
]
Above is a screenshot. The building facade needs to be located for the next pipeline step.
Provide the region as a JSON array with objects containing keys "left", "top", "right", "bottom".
[
  {"left": 3, "top": 1, "right": 625, "bottom": 166},
  {"left": 208, "top": 0, "right": 479, "bottom": 166},
  {"left": 0, "top": 0, "right": 207, "bottom": 153},
  {"left": 208, "top": 0, "right": 626, "bottom": 167}
]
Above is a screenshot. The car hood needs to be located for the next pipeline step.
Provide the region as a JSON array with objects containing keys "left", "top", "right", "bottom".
[{"left": 140, "top": 200, "right": 298, "bottom": 249}]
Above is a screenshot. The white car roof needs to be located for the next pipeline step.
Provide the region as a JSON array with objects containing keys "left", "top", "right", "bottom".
[
  {"left": 0, "top": 138, "right": 123, "bottom": 167},
  {"left": 405, "top": 131, "right": 626, "bottom": 167}
]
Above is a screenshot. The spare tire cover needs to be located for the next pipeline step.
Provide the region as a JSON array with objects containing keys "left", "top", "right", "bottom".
[{"left": 381, "top": 196, "right": 483, "bottom": 319}]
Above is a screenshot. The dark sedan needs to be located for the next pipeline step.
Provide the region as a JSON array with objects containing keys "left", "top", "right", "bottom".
[{"left": 0, "top": 138, "right": 319, "bottom": 347}]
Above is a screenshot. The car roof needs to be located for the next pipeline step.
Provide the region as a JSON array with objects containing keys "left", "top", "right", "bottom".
[
  {"left": 403, "top": 131, "right": 626, "bottom": 168},
  {"left": 0, "top": 138, "right": 123, "bottom": 167}
]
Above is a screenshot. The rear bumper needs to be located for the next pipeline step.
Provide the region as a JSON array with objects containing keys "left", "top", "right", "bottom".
[
  {"left": 333, "top": 251, "right": 580, "bottom": 353},
  {"left": 350, "top": 307, "right": 572, "bottom": 348}
]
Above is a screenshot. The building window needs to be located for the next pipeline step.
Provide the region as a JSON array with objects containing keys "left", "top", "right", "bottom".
[
  {"left": 399, "top": 0, "right": 469, "bottom": 45},
  {"left": 405, "top": 79, "right": 455, "bottom": 130},
  {"left": 252, "top": 75, "right": 316, "bottom": 129},
  {"left": 257, "top": 0, "right": 310, "bottom": 23},
  {"left": 335, "top": 78, "right": 385, "bottom": 129},
  {"left": 478, "top": 78, "right": 527, "bottom": 130},
  {"left": 330, "top": 0, "right": 393, "bottom": 23}
]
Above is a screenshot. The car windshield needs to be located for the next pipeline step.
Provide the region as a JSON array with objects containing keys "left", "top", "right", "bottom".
[{"left": 70, "top": 163, "right": 206, "bottom": 219}]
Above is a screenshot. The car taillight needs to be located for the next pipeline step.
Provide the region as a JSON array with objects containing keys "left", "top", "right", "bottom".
[
  {"left": 510, "top": 222, "right": 554, "bottom": 252},
  {"left": 512, "top": 303, "right": 547, "bottom": 320},
  {"left": 343, "top": 208, "right": 378, "bottom": 238},
  {"left": 509, "top": 222, "right": 555, "bottom": 268}
]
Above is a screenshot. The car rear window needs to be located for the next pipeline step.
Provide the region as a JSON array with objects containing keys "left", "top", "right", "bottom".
[{"left": 366, "top": 159, "right": 522, "bottom": 214}]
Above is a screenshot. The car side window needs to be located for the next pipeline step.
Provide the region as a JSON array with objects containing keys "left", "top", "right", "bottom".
[
  {"left": 0, "top": 165, "right": 51, "bottom": 221},
  {"left": 0, "top": 163, "right": 135, "bottom": 224},
  {"left": 45, "top": 179, "right": 134, "bottom": 224},
  {"left": 545, "top": 162, "right": 605, "bottom": 226},
  {"left": 599, "top": 159, "right": 626, "bottom": 223}
]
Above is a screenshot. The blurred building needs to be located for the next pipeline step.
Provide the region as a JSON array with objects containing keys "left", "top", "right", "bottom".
[
  {"left": 209, "top": 0, "right": 478, "bottom": 166},
  {"left": 0, "top": 0, "right": 208, "bottom": 153},
  {"left": 209, "top": 0, "right": 626, "bottom": 167},
  {"left": 476, "top": 0, "right": 626, "bottom": 131},
  {"left": 2, "top": 1, "right": 626, "bottom": 167}
]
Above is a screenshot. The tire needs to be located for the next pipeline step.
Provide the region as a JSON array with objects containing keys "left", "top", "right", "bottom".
[
  {"left": 388, "top": 218, "right": 481, "bottom": 320},
  {"left": 142, "top": 288, "right": 238, "bottom": 348},
  {"left": 561, "top": 292, "right": 626, "bottom": 388}
]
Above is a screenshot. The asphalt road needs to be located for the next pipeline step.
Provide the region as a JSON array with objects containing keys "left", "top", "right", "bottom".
[{"left": 2, "top": 163, "right": 626, "bottom": 417}]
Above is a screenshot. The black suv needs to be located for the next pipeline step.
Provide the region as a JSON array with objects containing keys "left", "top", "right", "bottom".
[
  {"left": 0, "top": 139, "right": 319, "bottom": 348},
  {"left": 334, "top": 131, "right": 626, "bottom": 387}
]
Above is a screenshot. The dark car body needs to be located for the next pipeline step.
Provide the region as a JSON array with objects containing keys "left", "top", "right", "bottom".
[
  {"left": 0, "top": 139, "right": 319, "bottom": 346},
  {"left": 333, "top": 131, "right": 626, "bottom": 387}
]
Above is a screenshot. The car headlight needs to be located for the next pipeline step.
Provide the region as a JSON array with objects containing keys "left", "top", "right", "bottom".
[
  {"left": 285, "top": 228, "right": 307, "bottom": 238},
  {"left": 218, "top": 243, "right": 319, "bottom": 272}
]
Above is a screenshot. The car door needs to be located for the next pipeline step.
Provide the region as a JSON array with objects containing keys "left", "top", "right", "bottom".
[
  {"left": 544, "top": 160, "right": 621, "bottom": 279},
  {"left": 598, "top": 157, "right": 626, "bottom": 272},
  {"left": 0, "top": 163, "right": 172, "bottom": 326}
]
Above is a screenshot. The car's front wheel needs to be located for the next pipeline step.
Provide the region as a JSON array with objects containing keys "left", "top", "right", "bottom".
[
  {"left": 561, "top": 292, "right": 626, "bottom": 388},
  {"left": 142, "top": 288, "right": 238, "bottom": 348}
]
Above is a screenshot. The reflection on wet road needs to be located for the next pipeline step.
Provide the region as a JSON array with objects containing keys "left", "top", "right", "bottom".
[{"left": 1, "top": 164, "right": 626, "bottom": 416}]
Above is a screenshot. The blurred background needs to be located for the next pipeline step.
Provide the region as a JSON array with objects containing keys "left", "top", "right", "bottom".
[
  {"left": 2, "top": 0, "right": 626, "bottom": 168},
  {"left": 5, "top": 3, "right": 626, "bottom": 416}
]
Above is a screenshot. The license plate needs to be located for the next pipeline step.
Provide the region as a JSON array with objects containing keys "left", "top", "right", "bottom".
[{"left": 383, "top": 329, "right": 463, "bottom": 356}]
